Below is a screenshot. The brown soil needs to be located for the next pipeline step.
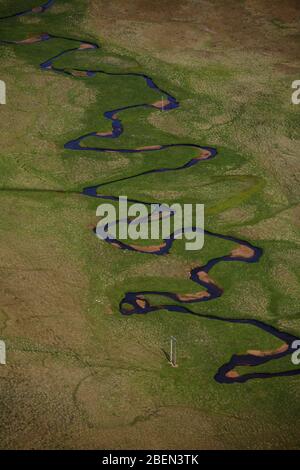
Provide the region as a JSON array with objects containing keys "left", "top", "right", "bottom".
[
  {"left": 136, "top": 145, "right": 162, "bottom": 151},
  {"left": 152, "top": 99, "right": 170, "bottom": 109},
  {"left": 79, "top": 43, "right": 95, "bottom": 49},
  {"left": 225, "top": 370, "right": 240, "bottom": 379},
  {"left": 247, "top": 343, "right": 289, "bottom": 357},
  {"left": 230, "top": 244, "right": 255, "bottom": 259},
  {"left": 89, "top": 0, "right": 300, "bottom": 61},
  {"left": 197, "top": 270, "right": 216, "bottom": 285},
  {"left": 136, "top": 297, "right": 147, "bottom": 308},
  {"left": 16, "top": 35, "right": 44, "bottom": 44},
  {"left": 195, "top": 149, "right": 212, "bottom": 160},
  {"left": 71, "top": 70, "right": 89, "bottom": 77},
  {"left": 176, "top": 291, "right": 210, "bottom": 301},
  {"left": 96, "top": 131, "right": 113, "bottom": 136},
  {"left": 32, "top": 6, "right": 43, "bottom": 13},
  {"left": 111, "top": 242, "right": 121, "bottom": 249},
  {"left": 129, "top": 242, "right": 166, "bottom": 252}
]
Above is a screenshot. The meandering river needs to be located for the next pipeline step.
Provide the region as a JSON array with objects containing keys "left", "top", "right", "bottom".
[{"left": 1, "top": 0, "right": 300, "bottom": 383}]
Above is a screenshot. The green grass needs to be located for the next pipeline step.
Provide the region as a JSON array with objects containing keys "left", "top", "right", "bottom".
[{"left": 0, "top": 0, "right": 299, "bottom": 450}]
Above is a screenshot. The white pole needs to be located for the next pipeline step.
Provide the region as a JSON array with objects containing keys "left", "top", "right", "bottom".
[
  {"left": 0, "top": 340, "right": 6, "bottom": 365},
  {"left": 170, "top": 336, "right": 177, "bottom": 367},
  {"left": 174, "top": 338, "right": 176, "bottom": 366},
  {"left": 0, "top": 80, "right": 6, "bottom": 105}
]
